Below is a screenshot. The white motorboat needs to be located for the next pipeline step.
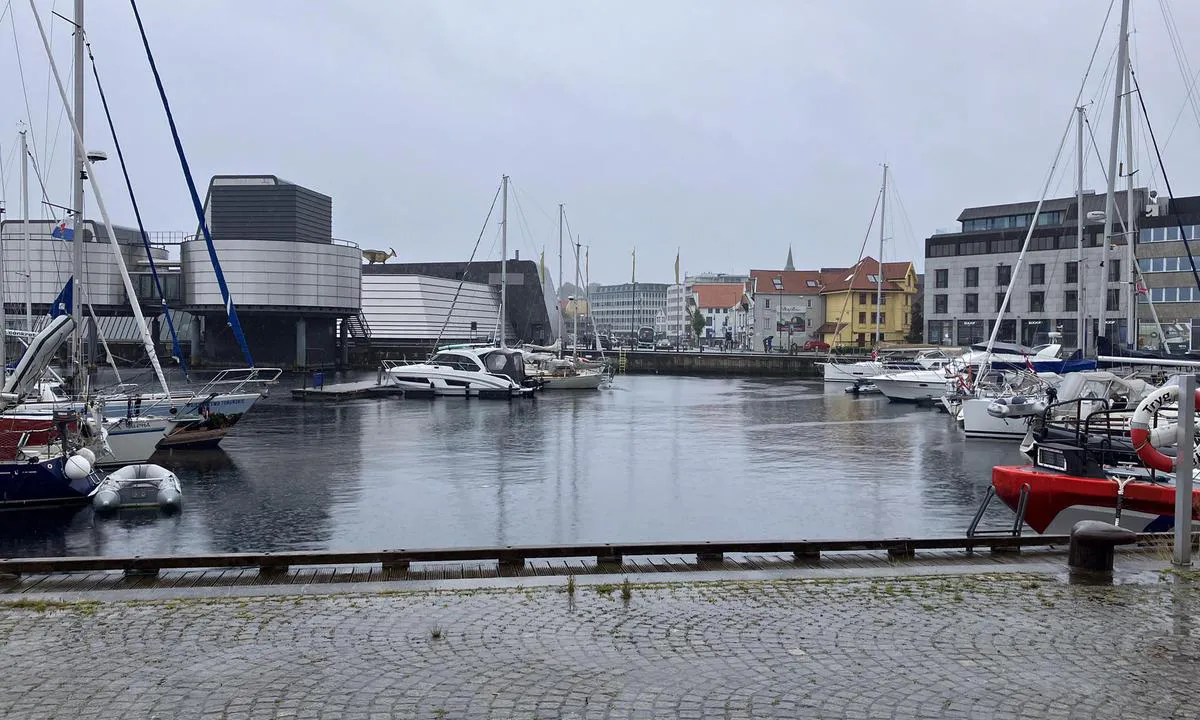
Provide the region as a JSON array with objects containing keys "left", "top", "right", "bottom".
[
  {"left": 92, "top": 463, "right": 181, "bottom": 513},
  {"left": 822, "top": 349, "right": 955, "bottom": 383},
  {"left": 872, "top": 369, "right": 953, "bottom": 402},
  {"left": 384, "top": 347, "right": 536, "bottom": 398}
]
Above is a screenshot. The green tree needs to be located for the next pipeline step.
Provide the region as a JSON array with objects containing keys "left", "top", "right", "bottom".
[
  {"left": 690, "top": 307, "right": 707, "bottom": 344},
  {"left": 905, "top": 291, "right": 924, "bottom": 343}
]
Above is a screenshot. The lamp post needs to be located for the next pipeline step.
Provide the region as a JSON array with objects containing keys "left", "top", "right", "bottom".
[{"left": 772, "top": 276, "right": 783, "bottom": 353}]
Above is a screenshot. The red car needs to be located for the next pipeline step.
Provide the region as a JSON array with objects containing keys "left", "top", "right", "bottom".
[{"left": 801, "top": 339, "right": 829, "bottom": 352}]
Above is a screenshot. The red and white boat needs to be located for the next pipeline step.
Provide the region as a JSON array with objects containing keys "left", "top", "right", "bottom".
[{"left": 990, "top": 383, "right": 1200, "bottom": 534}]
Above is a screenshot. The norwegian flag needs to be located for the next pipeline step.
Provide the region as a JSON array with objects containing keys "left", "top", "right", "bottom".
[
  {"left": 1024, "top": 354, "right": 1035, "bottom": 373},
  {"left": 870, "top": 349, "right": 879, "bottom": 361},
  {"left": 1135, "top": 279, "right": 1149, "bottom": 296}
]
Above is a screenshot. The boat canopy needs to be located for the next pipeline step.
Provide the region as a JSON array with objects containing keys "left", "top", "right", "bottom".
[{"left": 1054, "top": 371, "right": 1155, "bottom": 404}]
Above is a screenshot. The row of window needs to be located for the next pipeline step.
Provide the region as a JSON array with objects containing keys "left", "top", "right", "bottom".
[
  {"left": 1138, "top": 256, "right": 1200, "bottom": 273},
  {"left": 932, "top": 261, "right": 1117, "bottom": 289},
  {"left": 932, "top": 288, "right": 1120, "bottom": 315},
  {"left": 928, "top": 232, "right": 1100, "bottom": 258},
  {"left": 855, "top": 312, "right": 886, "bottom": 325},
  {"left": 926, "top": 317, "right": 1128, "bottom": 348},
  {"left": 960, "top": 211, "right": 1064, "bottom": 233},
  {"left": 1140, "top": 225, "right": 1200, "bottom": 243},
  {"left": 1141, "top": 287, "right": 1200, "bottom": 303}
]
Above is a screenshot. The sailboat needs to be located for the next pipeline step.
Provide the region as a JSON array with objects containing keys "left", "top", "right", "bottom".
[
  {"left": 524, "top": 216, "right": 607, "bottom": 390},
  {"left": 383, "top": 175, "right": 536, "bottom": 398}
]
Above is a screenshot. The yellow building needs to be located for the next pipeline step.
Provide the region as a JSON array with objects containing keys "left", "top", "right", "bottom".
[{"left": 818, "top": 257, "right": 918, "bottom": 347}]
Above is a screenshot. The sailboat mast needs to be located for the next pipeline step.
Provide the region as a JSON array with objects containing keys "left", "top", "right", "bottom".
[
  {"left": 557, "top": 203, "right": 564, "bottom": 358},
  {"left": 71, "top": 0, "right": 85, "bottom": 383},
  {"left": 875, "top": 163, "right": 887, "bottom": 345},
  {"left": 20, "top": 129, "right": 32, "bottom": 331},
  {"left": 499, "top": 174, "right": 508, "bottom": 349},
  {"left": 573, "top": 236, "right": 581, "bottom": 358},
  {"left": 1096, "top": 0, "right": 1131, "bottom": 353},
  {"left": 1076, "top": 106, "right": 1086, "bottom": 355},
  {"left": 1124, "top": 57, "right": 1137, "bottom": 349}
]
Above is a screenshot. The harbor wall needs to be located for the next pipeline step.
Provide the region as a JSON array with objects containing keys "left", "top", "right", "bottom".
[{"left": 622, "top": 350, "right": 827, "bottom": 378}]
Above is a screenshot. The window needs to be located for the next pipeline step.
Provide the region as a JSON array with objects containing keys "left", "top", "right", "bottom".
[
  {"left": 1064, "top": 290, "right": 1077, "bottom": 312},
  {"left": 806, "top": 280, "right": 818, "bottom": 287},
  {"left": 1030, "top": 263, "right": 1045, "bottom": 285},
  {"left": 934, "top": 294, "right": 948, "bottom": 314},
  {"left": 996, "top": 264, "right": 1011, "bottom": 286},
  {"left": 879, "top": 312, "right": 886, "bottom": 324},
  {"left": 964, "top": 293, "right": 978, "bottom": 313},
  {"left": 1058, "top": 319, "right": 1079, "bottom": 350},
  {"left": 928, "top": 320, "right": 954, "bottom": 345},
  {"left": 960, "top": 240, "right": 988, "bottom": 255},
  {"left": 991, "top": 238, "right": 1020, "bottom": 253},
  {"left": 1106, "top": 288, "right": 1120, "bottom": 312},
  {"left": 858, "top": 312, "right": 866, "bottom": 324},
  {"left": 929, "top": 243, "right": 956, "bottom": 258},
  {"left": 995, "top": 293, "right": 1006, "bottom": 313},
  {"left": 1065, "top": 261, "right": 1078, "bottom": 284},
  {"left": 1029, "top": 236, "right": 1056, "bottom": 251},
  {"left": 866, "top": 274, "right": 879, "bottom": 283},
  {"left": 1108, "top": 259, "right": 1121, "bottom": 283},
  {"left": 1029, "top": 291, "right": 1045, "bottom": 313},
  {"left": 764, "top": 299, "right": 770, "bottom": 309},
  {"left": 957, "top": 320, "right": 985, "bottom": 345},
  {"left": 934, "top": 269, "right": 948, "bottom": 289},
  {"left": 965, "top": 267, "right": 979, "bottom": 287},
  {"left": 859, "top": 293, "right": 868, "bottom": 305},
  {"left": 870, "top": 312, "right": 877, "bottom": 323},
  {"left": 1037, "top": 211, "right": 1064, "bottom": 226}
]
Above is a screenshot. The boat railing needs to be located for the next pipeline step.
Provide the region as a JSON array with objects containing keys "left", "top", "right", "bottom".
[{"left": 190, "top": 367, "right": 283, "bottom": 398}]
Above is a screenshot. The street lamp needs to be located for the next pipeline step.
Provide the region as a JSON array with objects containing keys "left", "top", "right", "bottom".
[{"left": 772, "top": 276, "right": 783, "bottom": 352}]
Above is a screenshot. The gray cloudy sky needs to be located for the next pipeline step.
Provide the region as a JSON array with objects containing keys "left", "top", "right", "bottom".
[{"left": 4, "top": 0, "right": 1200, "bottom": 285}]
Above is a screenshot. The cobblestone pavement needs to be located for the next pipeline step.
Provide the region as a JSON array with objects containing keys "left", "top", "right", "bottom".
[{"left": 1, "top": 572, "right": 1198, "bottom": 719}]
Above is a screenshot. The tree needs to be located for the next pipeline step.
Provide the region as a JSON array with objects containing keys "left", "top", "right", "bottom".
[{"left": 690, "top": 307, "right": 707, "bottom": 345}]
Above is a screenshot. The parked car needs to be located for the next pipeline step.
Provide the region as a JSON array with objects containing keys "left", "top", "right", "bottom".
[
  {"left": 801, "top": 339, "right": 830, "bottom": 352},
  {"left": 655, "top": 338, "right": 672, "bottom": 349}
]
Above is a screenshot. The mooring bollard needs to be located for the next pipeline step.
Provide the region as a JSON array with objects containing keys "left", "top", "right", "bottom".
[{"left": 1068, "top": 520, "right": 1136, "bottom": 573}]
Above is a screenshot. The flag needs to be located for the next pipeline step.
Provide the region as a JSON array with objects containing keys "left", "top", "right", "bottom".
[
  {"left": 585, "top": 247, "right": 589, "bottom": 285},
  {"left": 1135, "top": 279, "right": 1149, "bottom": 296},
  {"left": 51, "top": 222, "right": 74, "bottom": 241},
  {"left": 631, "top": 248, "right": 637, "bottom": 283},
  {"left": 674, "top": 249, "right": 680, "bottom": 285},
  {"left": 539, "top": 249, "right": 545, "bottom": 284},
  {"left": 1024, "top": 354, "right": 1035, "bottom": 373},
  {"left": 50, "top": 277, "right": 73, "bottom": 318}
]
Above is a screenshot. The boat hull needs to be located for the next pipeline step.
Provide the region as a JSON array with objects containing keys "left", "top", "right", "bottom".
[
  {"left": 0, "top": 455, "right": 103, "bottom": 508},
  {"left": 101, "top": 421, "right": 171, "bottom": 467},
  {"left": 386, "top": 364, "right": 527, "bottom": 397},
  {"left": 822, "top": 361, "right": 882, "bottom": 383},
  {"left": 873, "top": 375, "right": 949, "bottom": 402},
  {"left": 538, "top": 372, "right": 606, "bottom": 390},
  {"left": 961, "top": 398, "right": 1029, "bottom": 440},
  {"left": 992, "top": 465, "right": 1200, "bottom": 534}
]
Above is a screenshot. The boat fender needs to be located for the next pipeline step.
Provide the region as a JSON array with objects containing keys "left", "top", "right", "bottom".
[
  {"left": 74, "top": 447, "right": 96, "bottom": 466},
  {"left": 1130, "top": 385, "right": 1200, "bottom": 473},
  {"left": 64, "top": 454, "right": 93, "bottom": 481}
]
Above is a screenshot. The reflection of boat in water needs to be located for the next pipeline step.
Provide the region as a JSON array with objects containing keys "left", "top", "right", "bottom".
[{"left": 152, "top": 447, "right": 238, "bottom": 474}]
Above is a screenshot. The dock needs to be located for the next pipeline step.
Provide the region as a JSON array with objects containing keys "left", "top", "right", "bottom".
[{"left": 290, "top": 379, "right": 404, "bottom": 401}]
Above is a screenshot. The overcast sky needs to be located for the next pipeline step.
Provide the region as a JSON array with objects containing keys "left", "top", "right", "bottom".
[{"left": 3, "top": 0, "right": 1200, "bottom": 285}]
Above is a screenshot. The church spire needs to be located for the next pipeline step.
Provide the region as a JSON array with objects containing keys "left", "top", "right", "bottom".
[{"left": 784, "top": 246, "right": 795, "bottom": 272}]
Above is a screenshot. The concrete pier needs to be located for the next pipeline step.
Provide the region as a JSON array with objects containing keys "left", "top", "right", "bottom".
[{"left": 622, "top": 349, "right": 831, "bottom": 378}]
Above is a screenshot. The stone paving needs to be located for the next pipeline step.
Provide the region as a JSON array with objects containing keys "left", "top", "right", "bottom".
[{"left": 1, "top": 571, "right": 1198, "bottom": 719}]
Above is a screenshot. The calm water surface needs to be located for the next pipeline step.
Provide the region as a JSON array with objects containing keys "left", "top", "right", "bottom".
[{"left": 0, "top": 374, "right": 1027, "bottom": 557}]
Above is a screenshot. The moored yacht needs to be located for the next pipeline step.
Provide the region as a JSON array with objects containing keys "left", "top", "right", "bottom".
[{"left": 384, "top": 347, "right": 535, "bottom": 398}]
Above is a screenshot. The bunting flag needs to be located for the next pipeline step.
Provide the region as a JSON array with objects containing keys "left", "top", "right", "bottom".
[{"left": 674, "top": 248, "right": 680, "bottom": 285}]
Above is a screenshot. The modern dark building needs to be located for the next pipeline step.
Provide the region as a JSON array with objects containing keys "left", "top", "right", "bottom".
[{"left": 181, "top": 175, "right": 361, "bottom": 368}]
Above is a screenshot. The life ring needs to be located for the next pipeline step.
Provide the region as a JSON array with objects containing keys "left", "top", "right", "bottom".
[{"left": 1130, "top": 385, "right": 1200, "bottom": 473}]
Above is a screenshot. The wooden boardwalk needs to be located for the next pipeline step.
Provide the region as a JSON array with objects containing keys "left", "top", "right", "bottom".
[{"left": 0, "top": 546, "right": 1164, "bottom": 597}]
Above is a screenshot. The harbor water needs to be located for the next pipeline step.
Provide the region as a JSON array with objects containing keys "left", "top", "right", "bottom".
[{"left": 0, "top": 374, "right": 1026, "bottom": 558}]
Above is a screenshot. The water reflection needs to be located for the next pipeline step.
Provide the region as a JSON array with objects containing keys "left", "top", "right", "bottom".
[{"left": 1, "top": 375, "right": 1029, "bottom": 557}]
